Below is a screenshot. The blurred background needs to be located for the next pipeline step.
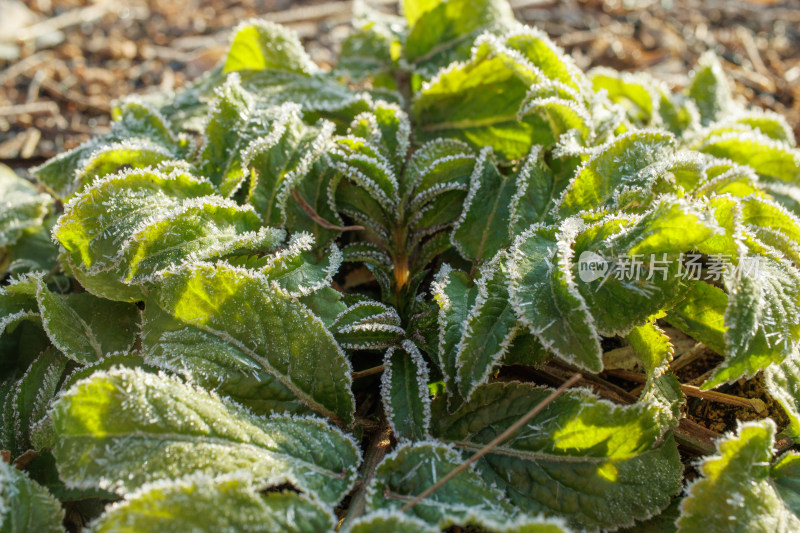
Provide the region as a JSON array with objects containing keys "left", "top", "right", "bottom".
[{"left": 1, "top": 0, "right": 798, "bottom": 170}]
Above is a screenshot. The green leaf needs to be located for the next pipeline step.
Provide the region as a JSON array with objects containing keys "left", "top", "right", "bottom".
[
  {"left": 677, "top": 419, "right": 800, "bottom": 532},
  {"left": 451, "top": 148, "right": 515, "bottom": 262},
  {"left": 36, "top": 277, "right": 138, "bottom": 364},
  {"left": 51, "top": 367, "right": 361, "bottom": 504},
  {"left": 255, "top": 235, "right": 341, "bottom": 297},
  {"left": 329, "top": 136, "right": 400, "bottom": 214},
  {"left": 336, "top": 24, "right": 397, "bottom": 82},
  {"left": 733, "top": 109, "right": 796, "bottom": 145},
  {"left": 365, "top": 441, "right": 513, "bottom": 527},
  {"left": 54, "top": 168, "right": 283, "bottom": 299},
  {"left": 404, "top": 0, "right": 514, "bottom": 76},
  {"left": 454, "top": 253, "right": 517, "bottom": 400},
  {"left": 412, "top": 37, "right": 554, "bottom": 161},
  {"left": 687, "top": 51, "right": 733, "bottom": 126},
  {"left": 0, "top": 276, "right": 40, "bottom": 340},
  {"left": 695, "top": 130, "right": 800, "bottom": 184},
  {"left": 1, "top": 220, "right": 59, "bottom": 278},
  {"left": 90, "top": 476, "right": 335, "bottom": 533},
  {"left": 555, "top": 130, "right": 676, "bottom": 217},
  {"left": 705, "top": 253, "right": 800, "bottom": 388},
  {"left": 772, "top": 450, "right": 800, "bottom": 514},
  {"left": 245, "top": 105, "right": 335, "bottom": 226},
  {"left": 331, "top": 300, "right": 404, "bottom": 350},
  {"left": 381, "top": 340, "right": 431, "bottom": 441},
  {"left": 345, "top": 510, "right": 569, "bottom": 533},
  {"left": 238, "top": 70, "right": 374, "bottom": 114},
  {"left": 224, "top": 20, "right": 318, "bottom": 74},
  {"left": 432, "top": 265, "right": 478, "bottom": 407},
  {"left": 31, "top": 101, "right": 182, "bottom": 199},
  {"left": 508, "top": 146, "right": 562, "bottom": 232},
  {"left": 7, "top": 348, "right": 67, "bottom": 457},
  {"left": 151, "top": 261, "right": 355, "bottom": 425},
  {"left": 764, "top": 352, "right": 800, "bottom": 439},
  {"left": 0, "top": 460, "right": 64, "bottom": 533},
  {"left": 0, "top": 165, "right": 51, "bottom": 249},
  {"left": 433, "top": 382, "right": 683, "bottom": 531},
  {"left": 590, "top": 68, "right": 659, "bottom": 125},
  {"left": 74, "top": 140, "right": 175, "bottom": 197},
  {"left": 572, "top": 196, "right": 719, "bottom": 336},
  {"left": 285, "top": 157, "right": 343, "bottom": 250},
  {"left": 626, "top": 321, "right": 683, "bottom": 427},
  {"left": 507, "top": 222, "right": 603, "bottom": 372},
  {"left": 141, "top": 302, "right": 310, "bottom": 418},
  {"left": 197, "top": 75, "right": 256, "bottom": 196},
  {"left": 343, "top": 511, "right": 437, "bottom": 533}
]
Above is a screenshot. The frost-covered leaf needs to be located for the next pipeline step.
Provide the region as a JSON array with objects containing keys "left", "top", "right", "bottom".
[
  {"left": 6, "top": 347, "right": 66, "bottom": 457},
  {"left": 74, "top": 141, "right": 175, "bottom": 196},
  {"left": 285, "top": 157, "right": 343, "bottom": 249},
  {"left": 571, "top": 196, "right": 719, "bottom": 337},
  {"left": 453, "top": 253, "right": 517, "bottom": 401},
  {"left": 141, "top": 302, "right": 310, "bottom": 417},
  {"left": 343, "top": 511, "right": 437, "bottom": 533},
  {"left": 254, "top": 235, "right": 341, "bottom": 297},
  {"left": 365, "top": 441, "right": 513, "bottom": 527},
  {"left": 35, "top": 277, "right": 138, "bottom": 364},
  {"left": 336, "top": 23, "right": 398, "bottom": 82},
  {"left": 764, "top": 352, "right": 800, "bottom": 440},
  {"left": 705, "top": 253, "right": 800, "bottom": 388},
  {"left": 695, "top": 130, "right": 800, "bottom": 185},
  {"left": 31, "top": 101, "right": 182, "bottom": 199},
  {"left": 90, "top": 475, "right": 335, "bottom": 533},
  {"left": 1, "top": 220, "right": 59, "bottom": 278},
  {"left": 412, "top": 37, "right": 554, "bottom": 161},
  {"left": 508, "top": 146, "right": 562, "bottom": 232},
  {"left": 677, "top": 419, "right": 800, "bottom": 533},
  {"left": 590, "top": 68, "right": 659, "bottom": 125},
  {"left": 238, "top": 70, "right": 374, "bottom": 114},
  {"left": 223, "top": 19, "right": 318, "bottom": 75},
  {"left": 733, "top": 109, "right": 796, "bottom": 145},
  {"left": 433, "top": 382, "right": 683, "bottom": 531},
  {"left": 247, "top": 112, "right": 336, "bottom": 228},
  {"left": 381, "top": 340, "right": 431, "bottom": 441},
  {"left": 451, "top": 148, "right": 515, "bottom": 262},
  {"left": 404, "top": 0, "right": 514, "bottom": 76},
  {"left": 51, "top": 367, "right": 361, "bottom": 503},
  {"left": 345, "top": 510, "right": 568, "bottom": 533},
  {"left": 331, "top": 299, "right": 404, "bottom": 350},
  {"left": 0, "top": 165, "right": 51, "bottom": 249},
  {"left": 197, "top": 75, "right": 257, "bottom": 196},
  {"left": 666, "top": 280, "right": 728, "bottom": 356},
  {"left": 0, "top": 276, "right": 40, "bottom": 339},
  {"left": 151, "top": 261, "right": 355, "bottom": 425},
  {"left": 626, "top": 321, "right": 683, "bottom": 427},
  {"left": 432, "top": 265, "right": 478, "bottom": 406},
  {"left": 687, "top": 52, "right": 733, "bottom": 126},
  {"left": 54, "top": 168, "right": 283, "bottom": 299},
  {"left": 555, "top": 130, "right": 676, "bottom": 217},
  {"left": 0, "top": 460, "right": 64, "bottom": 533},
  {"left": 507, "top": 222, "right": 602, "bottom": 372}
]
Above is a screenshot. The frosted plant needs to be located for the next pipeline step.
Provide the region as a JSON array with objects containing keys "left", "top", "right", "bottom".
[{"left": 3, "top": 0, "right": 800, "bottom": 531}]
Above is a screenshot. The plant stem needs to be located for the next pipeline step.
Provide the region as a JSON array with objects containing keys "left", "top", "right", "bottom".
[
  {"left": 604, "top": 369, "right": 767, "bottom": 413},
  {"left": 401, "top": 373, "right": 582, "bottom": 513},
  {"left": 290, "top": 187, "right": 364, "bottom": 232},
  {"left": 352, "top": 365, "right": 385, "bottom": 380},
  {"left": 339, "top": 423, "right": 393, "bottom": 529}
]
